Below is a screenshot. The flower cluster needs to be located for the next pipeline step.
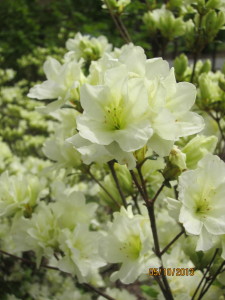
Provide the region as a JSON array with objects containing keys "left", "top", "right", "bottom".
[
  {"left": 1, "top": 16, "right": 225, "bottom": 298},
  {"left": 28, "top": 40, "right": 204, "bottom": 169}
]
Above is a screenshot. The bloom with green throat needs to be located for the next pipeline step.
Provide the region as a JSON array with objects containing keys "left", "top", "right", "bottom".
[
  {"left": 167, "top": 154, "right": 225, "bottom": 252},
  {"left": 76, "top": 66, "right": 153, "bottom": 153}
]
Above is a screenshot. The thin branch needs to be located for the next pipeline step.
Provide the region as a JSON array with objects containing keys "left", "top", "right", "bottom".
[
  {"left": 108, "top": 161, "right": 127, "bottom": 207},
  {"left": 0, "top": 249, "right": 58, "bottom": 271},
  {"left": 217, "top": 118, "right": 225, "bottom": 142},
  {"left": 104, "top": 0, "right": 130, "bottom": 43},
  {"left": 137, "top": 165, "right": 148, "bottom": 200},
  {"left": 86, "top": 168, "right": 121, "bottom": 209},
  {"left": 131, "top": 166, "right": 174, "bottom": 299},
  {"left": 154, "top": 275, "right": 167, "bottom": 294},
  {"left": 192, "top": 248, "right": 219, "bottom": 300},
  {"left": 115, "top": 13, "right": 132, "bottom": 43},
  {"left": 132, "top": 191, "right": 141, "bottom": 214},
  {"left": 144, "top": 175, "right": 173, "bottom": 299},
  {"left": 160, "top": 229, "right": 185, "bottom": 256},
  {"left": 83, "top": 283, "right": 116, "bottom": 300},
  {"left": 151, "top": 182, "right": 165, "bottom": 204},
  {"left": 190, "top": 14, "right": 204, "bottom": 83},
  {"left": 0, "top": 249, "right": 116, "bottom": 300},
  {"left": 198, "top": 260, "right": 225, "bottom": 299},
  {"left": 147, "top": 204, "right": 161, "bottom": 257},
  {"left": 148, "top": 205, "right": 174, "bottom": 300},
  {"left": 130, "top": 169, "right": 146, "bottom": 200}
]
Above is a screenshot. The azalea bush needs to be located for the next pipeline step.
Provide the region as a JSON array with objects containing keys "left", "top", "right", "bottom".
[{"left": 1, "top": 0, "right": 225, "bottom": 300}]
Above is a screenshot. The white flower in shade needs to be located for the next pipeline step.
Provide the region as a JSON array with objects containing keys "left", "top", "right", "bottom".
[
  {"left": 67, "top": 134, "right": 113, "bottom": 165},
  {"left": 12, "top": 202, "right": 59, "bottom": 266},
  {"left": 0, "top": 172, "right": 45, "bottom": 217},
  {"left": 67, "top": 134, "right": 136, "bottom": 169},
  {"left": 28, "top": 57, "right": 86, "bottom": 113},
  {"left": 43, "top": 138, "right": 81, "bottom": 170},
  {"left": 57, "top": 225, "right": 106, "bottom": 283},
  {"left": 43, "top": 109, "right": 81, "bottom": 170},
  {"left": 65, "top": 32, "right": 112, "bottom": 62},
  {"left": 12, "top": 191, "right": 98, "bottom": 268},
  {"left": 51, "top": 191, "right": 98, "bottom": 230},
  {"left": 167, "top": 154, "right": 225, "bottom": 252},
  {"left": 101, "top": 207, "right": 160, "bottom": 284}
]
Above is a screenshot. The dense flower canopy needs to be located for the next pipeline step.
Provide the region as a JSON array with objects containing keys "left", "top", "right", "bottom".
[{"left": 1, "top": 0, "right": 225, "bottom": 296}]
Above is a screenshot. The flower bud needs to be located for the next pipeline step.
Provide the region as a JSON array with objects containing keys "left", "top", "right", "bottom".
[
  {"left": 163, "top": 146, "right": 186, "bottom": 180},
  {"left": 182, "top": 135, "right": 218, "bottom": 169},
  {"left": 142, "top": 11, "right": 158, "bottom": 35},
  {"left": 204, "top": 10, "right": 225, "bottom": 42},
  {"left": 158, "top": 11, "right": 186, "bottom": 40},
  {"left": 199, "top": 59, "right": 211, "bottom": 74},
  {"left": 174, "top": 54, "right": 188, "bottom": 81},
  {"left": 114, "top": 163, "right": 133, "bottom": 194},
  {"left": 206, "top": 0, "right": 223, "bottom": 10},
  {"left": 134, "top": 146, "right": 147, "bottom": 165},
  {"left": 219, "top": 78, "right": 225, "bottom": 92}
]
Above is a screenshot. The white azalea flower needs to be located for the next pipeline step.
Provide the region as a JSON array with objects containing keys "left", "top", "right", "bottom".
[
  {"left": 12, "top": 202, "right": 59, "bottom": 266},
  {"left": 57, "top": 225, "right": 106, "bottom": 283},
  {"left": 43, "top": 109, "right": 81, "bottom": 170},
  {"left": 0, "top": 172, "right": 46, "bottom": 217},
  {"left": 101, "top": 207, "right": 160, "bottom": 284},
  {"left": 167, "top": 154, "right": 225, "bottom": 252},
  {"left": 77, "top": 75, "right": 153, "bottom": 152},
  {"left": 52, "top": 191, "right": 98, "bottom": 230},
  {"left": 28, "top": 57, "right": 86, "bottom": 113}
]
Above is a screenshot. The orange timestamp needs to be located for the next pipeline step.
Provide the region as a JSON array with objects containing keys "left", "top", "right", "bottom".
[{"left": 147, "top": 267, "right": 195, "bottom": 276}]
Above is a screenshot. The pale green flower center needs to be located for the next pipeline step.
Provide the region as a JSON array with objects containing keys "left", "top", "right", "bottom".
[
  {"left": 104, "top": 102, "right": 126, "bottom": 131},
  {"left": 194, "top": 198, "right": 211, "bottom": 217},
  {"left": 194, "top": 189, "right": 216, "bottom": 218},
  {"left": 120, "top": 234, "right": 142, "bottom": 259}
]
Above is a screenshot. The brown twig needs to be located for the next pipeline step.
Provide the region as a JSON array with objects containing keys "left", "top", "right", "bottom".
[
  {"left": 137, "top": 165, "right": 148, "bottom": 200},
  {"left": 83, "top": 283, "right": 116, "bottom": 300},
  {"left": 0, "top": 249, "right": 116, "bottom": 300},
  {"left": 108, "top": 161, "right": 127, "bottom": 207},
  {"left": 190, "top": 14, "right": 204, "bottom": 83},
  {"left": 130, "top": 166, "right": 174, "bottom": 300},
  {"left": 160, "top": 229, "right": 185, "bottom": 256},
  {"left": 197, "top": 258, "right": 224, "bottom": 300},
  {"left": 104, "top": 0, "right": 130, "bottom": 43},
  {"left": 130, "top": 169, "right": 146, "bottom": 200},
  {"left": 86, "top": 167, "right": 121, "bottom": 209},
  {"left": 192, "top": 248, "right": 219, "bottom": 300},
  {"left": 151, "top": 182, "right": 165, "bottom": 204}
]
